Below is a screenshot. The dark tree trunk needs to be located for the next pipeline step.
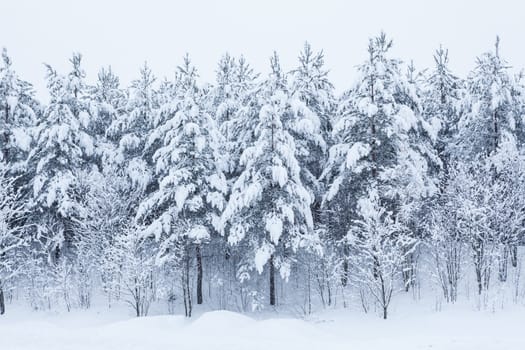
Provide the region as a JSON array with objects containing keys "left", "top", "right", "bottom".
[
  {"left": 2, "top": 104, "right": 9, "bottom": 163},
  {"left": 54, "top": 245, "right": 61, "bottom": 264},
  {"left": 498, "top": 245, "right": 509, "bottom": 282},
  {"left": 196, "top": 245, "right": 203, "bottom": 305},
  {"left": 341, "top": 244, "right": 349, "bottom": 287},
  {"left": 511, "top": 245, "right": 518, "bottom": 268},
  {"left": 473, "top": 240, "right": 484, "bottom": 295},
  {"left": 0, "top": 284, "right": 5, "bottom": 315},
  {"left": 182, "top": 273, "right": 188, "bottom": 317},
  {"left": 182, "top": 253, "right": 192, "bottom": 317},
  {"left": 327, "top": 280, "right": 332, "bottom": 306},
  {"left": 341, "top": 260, "right": 349, "bottom": 287},
  {"left": 475, "top": 262, "right": 483, "bottom": 295},
  {"left": 269, "top": 254, "right": 276, "bottom": 306},
  {"left": 135, "top": 294, "right": 140, "bottom": 317},
  {"left": 493, "top": 110, "right": 499, "bottom": 153}
]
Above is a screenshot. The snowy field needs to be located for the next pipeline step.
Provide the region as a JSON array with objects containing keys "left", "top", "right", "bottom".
[{"left": 1, "top": 302, "right": 525, "bottom": 350}]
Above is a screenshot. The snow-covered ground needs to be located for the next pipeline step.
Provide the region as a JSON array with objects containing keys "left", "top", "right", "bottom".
[{"left": 1, "top": 302, "right": 524, "bottom": 350}]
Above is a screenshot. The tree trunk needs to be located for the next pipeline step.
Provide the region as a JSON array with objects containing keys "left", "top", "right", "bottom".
[
  {"left": 493, "top": 110, "right": 499, "bottom": 154},
  {"left": 449, "top": 243, "right": 461, "bottom": 303},
  {"left": 402, "top": 252, "right": 413, "bottom": 292},
  {"left": 475, "top": 264, "right": 483, "bottom": 295},
  {"left": 327, "top": 279, "right": 332, "bottom": 307},
  {"left": 383, "top": 306, "right": 387, "bottom": 320},
  {"left": 473, "top": 240, "right": 484, "bottom": 295},
  {"left": 2, "top": 104, "right": 9, "bottom": 163},
  {"left": 498, "top": 245, "right": 509, "bottom": 282},
  {"left": 196, "top": 245, "right": 203, "bottom": 305},
  {"left": 0, "top": 284, "right": 5, "bottom": 315},
  {"left": 341, "top": 259, "right": 348, "bottom": 287},
  {"left": 341, "top": 244, "right": 349, "bottom": 287},
  {"left": 182, "top": 273, "right": 188, "bottom": 317},
  {"left": 182, "top": 253, "right": 192, "bottom": 317},
  {"left": 511, "top": 245, "right": 518, "bottom": 268},
  {"left": 269, "top": 254, "right": 276, "bottom": 306}
]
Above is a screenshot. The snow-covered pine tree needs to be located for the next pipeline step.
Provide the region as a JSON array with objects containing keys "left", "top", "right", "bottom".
[
  {"left": 220, "top": 53, "right": 319, "bottom": 306},
  {"left": 322, "top": 33, "right": 438, "bottom": 290},
  {"left": 459, "top": 37, "right": 519, "bottom": 161},
  {"left": 209, "top": 54, "right": 260, "bottom": 177},
  {"left": 396, "top": 59, "right": 441, "bottom": 291},
  {"left": 0, "top": 164, "right": 28, "bottom": 315},
  {"left": 514, "top": 72, "right": 525, "bottom": 148},
  {"left": 289, "top": 41, "right": 333, "bottom": 219},
  {"left": 89, "top": 67, "right": 124, "bottom": 138},
  {"left": 0, "top": 48, "right": 39, "bottom": 180},
  {"left": 290, "top": 42, "right": 333, "bottom": 171},
  {"left": 212, "top": 53, "right": 237, "bottom": 129},
  {"left": 422, "top": 46, "right": 464, "bottom": 303},
  {"left": 205, "top": 53, "right": 239, "bottom": 182},
  {"left": 423, "top": 46, "right": 463, "bottom": 174},
  {"left": 195, "top": 54, "right": 262, "bottom": 310},
  {"left": 28, "top": 53, "right": 96, "bottom": 262},
  {"left": 107, "top": 62, "right": 157, "bottom": 193},
  {"left": 288, "top": 43, "right": 336, "bottom": 307},
  {"left": 137, "top": 55, "right": 226, "bottom": 312},
  {"left": 0, "top": 52, "right": 39, "bottom": 312},
  {"left": 89, "top": 66, "right": 126, "bottom": 170},
  {"left": 458, "top": 38, "right": 525, "bottom": 283},
  {"left": 227, "top": 57, "right": 262, "bottom": 176},
  {"left": 68, "top": 65, "right": 156, "bottom": 311}
]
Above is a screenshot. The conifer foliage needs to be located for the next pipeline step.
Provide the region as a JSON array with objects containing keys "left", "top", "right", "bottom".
[{"left": 0, "top": 33, "right": 524, "bottom": 319}]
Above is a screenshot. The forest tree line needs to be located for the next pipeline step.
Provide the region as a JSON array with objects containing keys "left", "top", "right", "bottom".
[{"left": 1, "top": 33, "right": 524, "bottom": 319}]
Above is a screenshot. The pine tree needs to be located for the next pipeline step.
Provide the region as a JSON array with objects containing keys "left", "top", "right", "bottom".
[
  {"left": 459, "top": 37, "right": 519, "bottom": 160},
  {"left": 90, "top": 67, "right": 124, "bottom": 138},
  {"left": 423, "top": 46, "right": 463, "bottom": 173},
  {"left": 89, "top": 66, "right": 126, "bottom": 171},
  {"left": 107, "top": 63, "right": 157, "bottom": 192},
  {"left": 220, "top": 54, "right": 319, "bottom": 306},
  {"left": 458, "top": 38, "right": 525, "bottom": 283},
  {"left": 290, "top": 42, "right": 333, "bottom": 222},
  {"left": 0, "top": 52, "right": 39, "bottom": 311},
  {"left": 0, "top": 48, "right": 39, "bottom": 178},
  {"left": 210, "top": 54, "right": 259, "bottom": 176},
  {"left": 137, "top": 55, "right": 226, "bottom": 311},
  {"left": 422, "top": 47, "right": 464, "bottom": 302},
  {"left": 0, "top": 165, "right": 28, "bottom": 315},
  {"left": 322, "top": 33, "right": 438, "bottom": 288},
  {"left": 29, "top": 53, "right": 96, "bottom": 261}
]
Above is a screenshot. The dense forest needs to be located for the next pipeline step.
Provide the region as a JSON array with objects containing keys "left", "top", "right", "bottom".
[{"left": 1, "top": 32, "right": 524, "bottom": 319}]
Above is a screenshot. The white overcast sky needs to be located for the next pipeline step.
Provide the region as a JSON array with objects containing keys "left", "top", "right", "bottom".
[{"left": 0, "top": 0, "right": 523, "bottom": 100}]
